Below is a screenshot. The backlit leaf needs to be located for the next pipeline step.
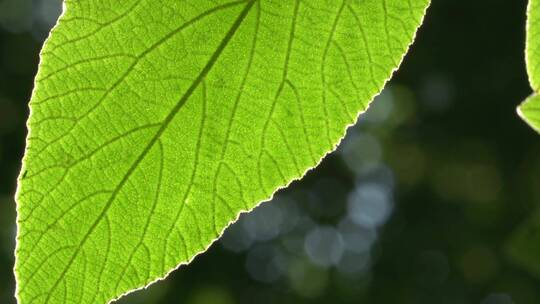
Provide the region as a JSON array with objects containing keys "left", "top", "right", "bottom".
[
  {"left": 15, "top": 1, "right": 430, "bottom": 303},
  {"left": 519, "top": 0, "right": 540, "bottom": 132}
]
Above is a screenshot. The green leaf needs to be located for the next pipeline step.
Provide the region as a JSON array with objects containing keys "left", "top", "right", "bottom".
[
  {"left": 509, "top": 0, "right": 540, "bottom": 278},
  {"left": 519, "top": 0, "right": 540, "bottom": 132},
  {"left": 15, "top": 0, "right": 429, "bottom": 303},
  {"left": 518, "top": 95, "right": 540, "bottom": 132}
]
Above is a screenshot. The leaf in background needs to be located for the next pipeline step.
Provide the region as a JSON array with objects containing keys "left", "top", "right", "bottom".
[
  {"left": 519, "top": 95, "right": 540, "bottom": 132},
  {"left": 15, "top": 0, "right": 430, "bottom": 303},
  {"left": 519, "top": 0, "right": 540, "bottom": 132},
  {"left": 508, "top": 0, "right": 540, "bottom": 277}
]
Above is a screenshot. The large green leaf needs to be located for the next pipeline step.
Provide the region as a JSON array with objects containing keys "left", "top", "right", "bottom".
[
  {"left": 520, "top": 0, "right": 540, "bottom": 132},
  {"left": 15, "top": 0, "right": 429, "bottom": 303}
]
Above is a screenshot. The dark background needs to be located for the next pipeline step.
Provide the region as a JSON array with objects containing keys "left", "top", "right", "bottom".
[{"left": 1, "top": 0, "right": 540, "bottom": 303}]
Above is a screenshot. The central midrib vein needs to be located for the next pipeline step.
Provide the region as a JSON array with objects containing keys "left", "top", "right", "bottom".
[{"left": 42, "top": 0, "right": 257, "bottom": 301}]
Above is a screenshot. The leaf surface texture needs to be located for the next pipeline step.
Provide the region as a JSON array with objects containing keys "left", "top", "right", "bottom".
[
  {"left": 15, "top": 0, "right": 429, "bottom": 303},
  {"left": 520, "top": 0, "right": 540, "bottom": 132}
]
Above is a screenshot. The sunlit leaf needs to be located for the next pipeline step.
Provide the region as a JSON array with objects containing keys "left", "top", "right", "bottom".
[
  {"left": 15, "top": 0, "right": 429, "bottom": 303},
  {"left": 519, "top": 0, "right": 540, "bottom": 132},
  {"left": 519, "top": 95, "right": 540, "bottom": 132},
  {"left": 508, "top": 0, "right": 540, "bottom": 277}
]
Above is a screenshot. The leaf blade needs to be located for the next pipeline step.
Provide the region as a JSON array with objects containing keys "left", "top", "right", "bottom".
[
  {"left": 520, "top": 0, "right": 540, "bottom": 132},
  {"left": 15, "top": 1, "right": 430, "bottom": 303},
  {"left": 518, "top": 94, "right": 540, "bottom": 133}
]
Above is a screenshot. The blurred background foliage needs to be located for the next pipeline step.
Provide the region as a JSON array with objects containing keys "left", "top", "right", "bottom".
[{"left": 1, "top": 0, "right": 540, "bottom": 303}]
